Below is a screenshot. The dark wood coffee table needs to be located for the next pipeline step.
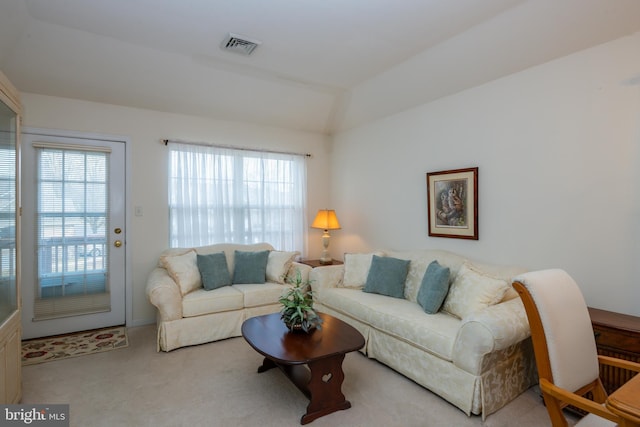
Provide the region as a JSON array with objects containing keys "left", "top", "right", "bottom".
[{"left": 241, "top": 312, "right": 365, "bottom": 424}]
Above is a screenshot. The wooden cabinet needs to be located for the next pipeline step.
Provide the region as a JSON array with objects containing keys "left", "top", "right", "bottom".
[
  {"left": 0, "top": 312, "right": 21, "bottom": 403},
  {"left": 589, "top": 307, "right": 640, "bottom": 395},
  {"left": 0, "top": 70, "right": 21, "bottom": 404}
]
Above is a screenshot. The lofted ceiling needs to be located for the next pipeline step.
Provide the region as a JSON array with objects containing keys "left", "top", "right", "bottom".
[{"left": 1, "top": 0, "right": 639, "bottom": 134}]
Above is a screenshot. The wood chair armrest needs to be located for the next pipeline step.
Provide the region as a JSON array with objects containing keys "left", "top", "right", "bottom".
[
  {"left": 598, "top": 355, "right": 640, "bottom": 372},
  {"left": 539, "top": 378, "right": 619, "bottom": 423}
]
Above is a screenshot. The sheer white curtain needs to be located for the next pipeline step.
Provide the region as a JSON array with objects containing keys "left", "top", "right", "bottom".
[{"left": 168, "top": 142, "right": 307, "bottom": 253}]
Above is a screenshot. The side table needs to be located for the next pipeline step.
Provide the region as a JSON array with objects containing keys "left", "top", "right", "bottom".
[
  {"left": 299, "top": 259, "right": 343, "bottom": 268},
  {"left": 606, "top": 373, "right": 640, "bottom": 427}
]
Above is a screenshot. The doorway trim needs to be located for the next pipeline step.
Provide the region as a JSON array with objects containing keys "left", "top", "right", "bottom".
[{"left": 22, "top": 127, "right": 133, "bottom": 327}]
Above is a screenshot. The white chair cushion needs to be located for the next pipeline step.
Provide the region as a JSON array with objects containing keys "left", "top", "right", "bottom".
[
  {"left": 575, "top": 413, "right": 617, "bottom": 427},
  {"left": 514, "top": 269, "right": 600, "bottom": 392}
]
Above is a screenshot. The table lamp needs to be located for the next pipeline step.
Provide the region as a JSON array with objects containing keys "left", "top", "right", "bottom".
[{"left": 311, "top": 209, "right": 341, "bottom": 265}]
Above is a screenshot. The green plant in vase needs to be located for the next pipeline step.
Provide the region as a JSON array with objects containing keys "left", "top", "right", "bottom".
[{"left": 279, "top": 270, "right": 323, "bottom": 333}]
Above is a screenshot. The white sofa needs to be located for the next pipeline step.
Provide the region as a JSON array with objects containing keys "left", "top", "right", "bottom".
[
  {"left": 309, "top": 249, "right": 537, "bottom": 419},
  {"left": 146, "top": 243, "right": 311, "bottom": 352}
]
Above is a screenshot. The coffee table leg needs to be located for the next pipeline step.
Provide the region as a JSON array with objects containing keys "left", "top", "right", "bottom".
[
  {"left": 257, "top": 357, "right": 277, "bottom": 373},
  {"left": 301, "top": 354, "right": 351, "bottom": 425}
]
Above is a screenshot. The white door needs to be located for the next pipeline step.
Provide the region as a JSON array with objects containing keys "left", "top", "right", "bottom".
[{"left": 21, "top": 131, "right": 126, "bottom": 339}]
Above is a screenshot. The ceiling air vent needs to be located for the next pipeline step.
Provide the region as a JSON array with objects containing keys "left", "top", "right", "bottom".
[{"left": 221, "top": 33, "right": 261, "bottom": 56}]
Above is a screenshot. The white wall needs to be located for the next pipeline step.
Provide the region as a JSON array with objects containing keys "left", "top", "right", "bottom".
[
  {"left": 332, "top": 32, "right": 640, "bottom": 316},
  {"left": 20, "top": 94, "right": 332, "bottom": 325},
  {"left": 17, "top": 30, "right": 640, "bottom": 323}
]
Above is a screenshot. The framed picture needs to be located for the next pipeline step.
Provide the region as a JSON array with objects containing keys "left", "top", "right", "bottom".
[{"left": 426, "top": 167, "right": 478, "bottom": 240}]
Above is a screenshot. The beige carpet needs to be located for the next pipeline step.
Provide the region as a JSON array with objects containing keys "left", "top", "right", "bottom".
[
  {"left": 21, "top": 324, "right": 578, "bottom": 427},
  {"left": 21, "top": 326, "right": 129, "bottom": 366}
]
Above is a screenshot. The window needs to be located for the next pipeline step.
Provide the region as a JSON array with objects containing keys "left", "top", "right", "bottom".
[
  {"left": 168, "top": 142, "right": 307, "bottom": 252},
  {"left": 34, "top": 146, "right": 110, "bottom": 319}
]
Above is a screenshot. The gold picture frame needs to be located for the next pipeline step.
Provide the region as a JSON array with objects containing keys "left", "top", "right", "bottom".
[{"left": 426, "top": 167, "right": 478, "bottom": 240}]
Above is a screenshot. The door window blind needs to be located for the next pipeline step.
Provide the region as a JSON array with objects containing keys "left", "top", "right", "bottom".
[{"left": 33, "top": 145, "right": 110, "bottom": 320}]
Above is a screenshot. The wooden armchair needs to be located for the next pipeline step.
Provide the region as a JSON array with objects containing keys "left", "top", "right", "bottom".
[{"left": 512, "top": 269, "right": 640, "bottom": 427}]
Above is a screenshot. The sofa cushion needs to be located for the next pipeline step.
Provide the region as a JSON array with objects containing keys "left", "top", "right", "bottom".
[
  {"left": 194, "top": 242, "right": 274, "bottom": 275},
  {"left": 233, "top": 250, "right": 269, "bottom": 284},
  {"left": 417, "top": 260, "right": 451, "bottom": 314},
  {"left": 161, "top": 249, "right": 201, "bottom": 295},
  {"left": 320, "top": 287, "right": 460, "bottom": 360},
  {"left": 197, "top": 252, "right": 231, "bottom": 290},
  {"left": 182, "top": 286, "right": 244, "bottom": 317},
  {"left": 366, "top": 297, "right": 461, "bottom": 361},
  {"left": 363, "top": 255, "right": 410, "bottom": 298},
  {"left": 232, "top": 283, "right": 288, "bottom": 308},
  {"left": 320, "top": 288, "right": 390, "bottom": 323},
  {"left": 266, "top": 251, "right": 299, "bottom": 284},
  {"left": 442, "top": 262, "right": 509, "bottom": 319},
  {"left": 385, "top": 249, "right": 466, "bottom": 302},
  {"left": 342, "top": 252, "right": 384, "bottom": 289}
]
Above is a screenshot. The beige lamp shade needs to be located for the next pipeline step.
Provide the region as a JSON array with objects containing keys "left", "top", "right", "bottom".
[
  {"left": 311, "top": 209, "right": 341, "bottom": 230},
  {"left": 311, "top": 210, "right": 340, "bottom": 264}
]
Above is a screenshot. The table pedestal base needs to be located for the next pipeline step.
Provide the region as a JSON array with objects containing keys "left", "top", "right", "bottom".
[{"left": 258, "top": 354, "right": 351, "bottom": 425}]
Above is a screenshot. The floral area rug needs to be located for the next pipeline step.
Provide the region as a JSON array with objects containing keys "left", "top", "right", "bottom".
[{"left": 21, "top": 326, "right": 129, "bottom": 366}]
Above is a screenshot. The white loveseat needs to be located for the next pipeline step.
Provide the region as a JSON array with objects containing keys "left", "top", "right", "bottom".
[
  {"left": 146, "top": 243, "right": 311, "bottom": 352},
  {"left": 309, "top": 249, "right": 537, "bottom": 419}
]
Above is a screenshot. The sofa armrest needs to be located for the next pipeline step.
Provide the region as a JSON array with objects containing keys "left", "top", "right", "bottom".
[
  {"left": 146, "top": 267, "right": 183, "bottom": 321},
  {"left": 452, "top": 298, "right": 531, "bottom": 375},
  {"left": 286, "top": 262, "right": 313, "bottom": 284},
  {"left": 309, "top": 264, "right": 344, "bottom": 291}
]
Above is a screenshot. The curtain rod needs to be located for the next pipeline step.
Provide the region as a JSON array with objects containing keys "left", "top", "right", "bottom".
[{"left": 162, "top": 138, "right": 312, "bottom": 158}]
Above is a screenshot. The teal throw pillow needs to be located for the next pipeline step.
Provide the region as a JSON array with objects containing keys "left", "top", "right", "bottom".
[
  {"left": 363, "top": 255, "right": 410, "bottom": 299},
  {"left": 197, "top": 252, "right": 231, "bottom": 291},
  {"left": 417, "top": 260, "right": 451, "bottom": 314},
  {"left": 232, "top": 250, "right": 269, "bottom": 284}
]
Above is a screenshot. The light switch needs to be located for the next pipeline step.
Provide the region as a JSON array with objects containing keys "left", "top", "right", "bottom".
[{"left": 135, "top": 206, "right": 143, "bottom": 217}]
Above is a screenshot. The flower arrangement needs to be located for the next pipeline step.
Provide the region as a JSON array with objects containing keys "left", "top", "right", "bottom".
[{"left": 279, "top": 270, "right": 323, "bottom": 333}]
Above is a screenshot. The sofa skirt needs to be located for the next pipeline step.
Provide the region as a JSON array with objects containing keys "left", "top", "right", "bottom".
[{"left": 316, "top": 303, "right": 537, "bottom": 419}]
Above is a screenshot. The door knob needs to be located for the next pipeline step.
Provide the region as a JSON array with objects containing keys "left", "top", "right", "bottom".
[{"left": 114, "top": 240, "right": 122, "bottom": 248}]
